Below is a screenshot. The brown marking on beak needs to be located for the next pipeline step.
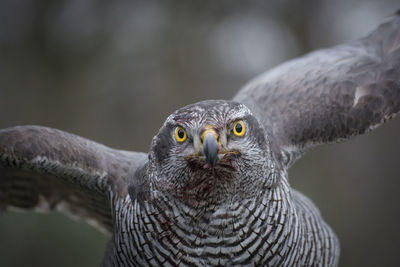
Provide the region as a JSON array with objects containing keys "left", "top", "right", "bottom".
[{"left": 200, "top": 125, "right": 219, "bottom": 144}]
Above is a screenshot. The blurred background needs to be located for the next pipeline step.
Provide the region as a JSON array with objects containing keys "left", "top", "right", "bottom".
[{"left": 0, "top": 0, "right": 399, "bottom": 266}]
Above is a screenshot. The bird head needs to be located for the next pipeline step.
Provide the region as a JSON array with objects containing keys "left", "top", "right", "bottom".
[{"left": 147, "top": 100, "right": 276, "bottom": 207}]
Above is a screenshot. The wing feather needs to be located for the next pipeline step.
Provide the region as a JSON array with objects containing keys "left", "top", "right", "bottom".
[
  {"left": 234, "top": 12, "right": 400, "bottom": 166},
  {"left": 0, "top": 125, "right": 147, "bottom": 233}
]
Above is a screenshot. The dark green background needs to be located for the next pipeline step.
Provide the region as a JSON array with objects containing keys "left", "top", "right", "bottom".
[{"left": 0, "top": 0, "right": 399, "bottom": 266}]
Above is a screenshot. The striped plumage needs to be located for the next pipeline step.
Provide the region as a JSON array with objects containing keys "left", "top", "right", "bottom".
[
  {"left": 105, "top": 177, "right": 338, "bottom": 266},
  {"left": 1, "top": 11, "right": 400, "bottom": 267}
]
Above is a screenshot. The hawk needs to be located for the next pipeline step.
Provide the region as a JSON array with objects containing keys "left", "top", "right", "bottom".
[{"left": 1, "top": 11, "right": 399, "bottom": 267}]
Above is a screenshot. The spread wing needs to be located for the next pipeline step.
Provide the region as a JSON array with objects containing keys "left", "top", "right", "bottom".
[
  {"left": 234, "top": 12, "right": 400, "bottom": 167},
  {"left": 0, "top": 125, "right": 147, "bottom": 233}
]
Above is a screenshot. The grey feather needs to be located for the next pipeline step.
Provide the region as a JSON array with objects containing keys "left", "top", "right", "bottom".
[
  {"left": 234, "top": 12, "right": 400, "bottom": 166},
  {"left": 0, "top": 125, "right": 147, "bottom": 233}
]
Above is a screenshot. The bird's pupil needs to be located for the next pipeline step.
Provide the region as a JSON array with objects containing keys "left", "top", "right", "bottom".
[
  {"left": 178, "top": 129, "right": 185, "bottom": 138},
  {"left": 235, "top": 123, "right": 242, "bottom": 133}
]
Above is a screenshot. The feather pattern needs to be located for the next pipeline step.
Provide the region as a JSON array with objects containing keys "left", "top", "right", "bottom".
[
  {"left": 234, "top": 12, "right": 400, "bottom": 166},
  {"left": 0, "top": 125, "right": 147, "bottom": 233}
]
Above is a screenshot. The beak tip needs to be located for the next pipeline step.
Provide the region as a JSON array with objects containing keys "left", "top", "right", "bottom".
[{"left": 203, "top": 132, "right": 219, "bottom": 166}]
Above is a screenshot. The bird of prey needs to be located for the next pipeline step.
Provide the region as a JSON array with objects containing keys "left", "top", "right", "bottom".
[{"left": 1, "top": 11, "right": 399, "bottom": 267}]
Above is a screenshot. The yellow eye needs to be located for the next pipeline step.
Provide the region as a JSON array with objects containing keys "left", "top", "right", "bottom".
[
  {"left": 233, "top": 120, "right": 245, "bottom": 137},
  {"left": 174, "top": 126, "right": 187, "bottom": 142}
]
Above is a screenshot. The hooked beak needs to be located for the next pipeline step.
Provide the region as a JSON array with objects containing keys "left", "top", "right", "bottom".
[{"left": 202, "top": 131, "right": 219, "bottom": 167}]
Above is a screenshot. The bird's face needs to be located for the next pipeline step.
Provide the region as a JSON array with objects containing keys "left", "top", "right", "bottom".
[{"left": 148, "top": 100, "right": 275, "bottom": 207}]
